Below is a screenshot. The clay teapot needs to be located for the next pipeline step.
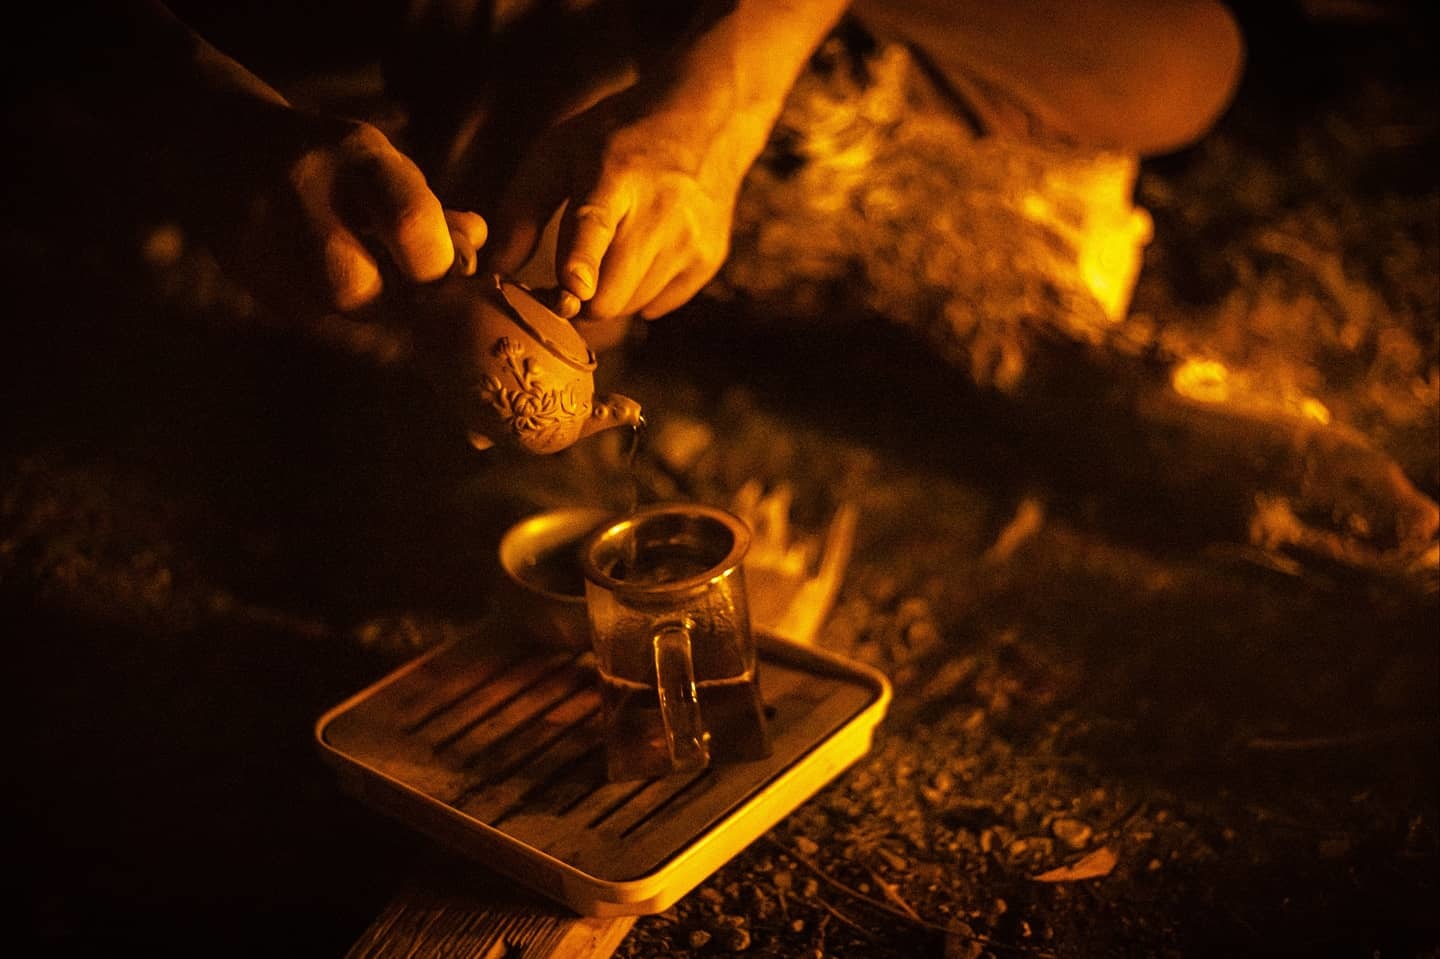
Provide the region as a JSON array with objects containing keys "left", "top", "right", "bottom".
[{"left": 414, "top": 268, "right": 643, "bottom": 455}]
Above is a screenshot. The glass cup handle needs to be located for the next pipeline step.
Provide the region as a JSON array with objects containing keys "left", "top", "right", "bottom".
[{"left": 653, "top": 622, "right": 711, "bottom": 772}]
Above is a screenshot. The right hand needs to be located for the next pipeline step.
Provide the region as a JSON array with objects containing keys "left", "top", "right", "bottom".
[{"left": 484, "top": 79, "right": 751, "bottom": 334}]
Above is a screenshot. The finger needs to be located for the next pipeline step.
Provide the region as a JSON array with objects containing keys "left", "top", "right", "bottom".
[
  {"left": 617, "top": 252, "right": 684, "bottom": 320},
  {"left": 555, "top": 290, "right": 583, "bottom": 319},
  {"left": 556, "top": 181, "right": 628, "bottom": 302},
  {"left": 292, "top": 154, "right": 386, "bottom": 309},
  {"left": 444, "top": 209, "right": 488, "bottom": 277},
  {"left": 583, "top": 220, "right": 660, "bottom": 322},
  {"left": 320, "top": 224, "right": 385, "bottom": 311},
  {"left": 340, "top": 143, "right": 454, "bottom": 282},
  {"left": 525, "top": 285, "right": 581, "bottom": 317},
  {"left": 637, "top": 261, "right": 715, "bottom": 320},
  {"left": 445, "top": 209, "right": 489, "bottom": 252}
]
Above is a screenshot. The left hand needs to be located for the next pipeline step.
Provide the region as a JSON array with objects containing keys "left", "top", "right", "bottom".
[{"left": 205, "top": 113, "right": 487, "bottom": 316}]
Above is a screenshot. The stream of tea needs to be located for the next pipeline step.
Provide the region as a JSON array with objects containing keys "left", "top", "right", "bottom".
[
  {"left": 620, "top": 416, "right": 647, "bottom": 575},
  {"left": 519, "top": 418, "right": 772, "bottom": 778},
  {"left": 516, "top": 419, "right": 648, "bottom": 596}
]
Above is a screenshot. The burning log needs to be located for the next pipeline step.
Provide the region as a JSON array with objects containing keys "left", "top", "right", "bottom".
[{"left": 712, "top": 33, "right": 1438, "bottom": 581}]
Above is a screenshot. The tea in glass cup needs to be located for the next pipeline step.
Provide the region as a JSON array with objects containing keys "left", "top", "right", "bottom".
[{"left": 581, "top": 503, "right": 772, "bottom": 781}]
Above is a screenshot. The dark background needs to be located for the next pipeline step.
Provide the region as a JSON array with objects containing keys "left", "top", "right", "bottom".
[{"left": 3, "top": 2, "right": 1437, "bottom": 957}]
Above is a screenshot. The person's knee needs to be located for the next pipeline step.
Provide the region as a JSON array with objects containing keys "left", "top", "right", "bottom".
[
  {"left": 1042, "top": 0, "right": 1247, "bottom": 155},
  {"left": 852, "top": 0, "right": 1246, "bottom": 155},
  {"left": 1126, "top": 1, "right": 1246, "bottom": 154},
  {"left": 849, "top": 0, "right": 1245, "bottom": 154}
]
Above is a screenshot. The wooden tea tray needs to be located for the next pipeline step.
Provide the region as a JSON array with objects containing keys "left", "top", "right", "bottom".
[{"left": 315, "top": 630, "right": 890, "bottom": 917}]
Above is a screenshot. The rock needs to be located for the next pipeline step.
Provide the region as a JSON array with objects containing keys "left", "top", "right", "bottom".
[
  {"left": 1052, "top": 818, "right": 1094, "bottom": 850},
  {"left": 717, "top": 925, "right": 753, "bottom": 952}
]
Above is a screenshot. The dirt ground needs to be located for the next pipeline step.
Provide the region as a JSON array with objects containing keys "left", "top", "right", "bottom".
[{"left": 3, "top": 2, "right": 1436, "bottom": 958}]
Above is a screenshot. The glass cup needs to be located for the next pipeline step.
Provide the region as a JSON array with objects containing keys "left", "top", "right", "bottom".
[
  {"left": 497, "top": 507, "right": 613, "bottom": 650},
  {"left": 581, "top": 503, "right": 773, "bottom": 781}
]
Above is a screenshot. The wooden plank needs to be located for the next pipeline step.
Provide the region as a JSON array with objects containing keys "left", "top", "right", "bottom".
[{"left": 344, "top": 854, "right": 634, "bottom": 959}]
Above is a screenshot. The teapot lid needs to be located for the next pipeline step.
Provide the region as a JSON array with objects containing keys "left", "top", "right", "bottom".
[{"left": 496, "top": 277, "right": 597, "bottom": 372}]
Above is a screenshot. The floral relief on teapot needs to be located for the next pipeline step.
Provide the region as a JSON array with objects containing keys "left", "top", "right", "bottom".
[
  {"left": 478, "top": 335, "right": 594, "bottom": 450},
  {"left": 458, "top": 274, "right": 643, "bottom": 455}
]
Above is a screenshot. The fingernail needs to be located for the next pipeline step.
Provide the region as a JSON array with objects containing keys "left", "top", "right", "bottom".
[{"left": 555, "top": 291, "right": 582, "bottom": 319}]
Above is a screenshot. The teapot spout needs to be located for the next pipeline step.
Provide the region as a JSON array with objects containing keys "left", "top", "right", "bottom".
[
  {"left": 578, "top": 393, "right": 644, "bottom": 441},
  {"left": 465, "top": 393, "right": 640, "bottom": 454}
]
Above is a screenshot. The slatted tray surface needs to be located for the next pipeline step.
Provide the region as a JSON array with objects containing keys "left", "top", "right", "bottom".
[{"left": 317, "top": 632, "right": 889, "bottom": 915}]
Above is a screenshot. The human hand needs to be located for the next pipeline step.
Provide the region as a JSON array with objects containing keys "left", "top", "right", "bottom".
[
  {"left": 79, "top": 2, "right": 491, "bottom": 317},
  {"left": 485, "top": 84, "right": 748, "bottom": 330},
  {"left": 190, "top": 107, "right": 487, "bottom": 316}
]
